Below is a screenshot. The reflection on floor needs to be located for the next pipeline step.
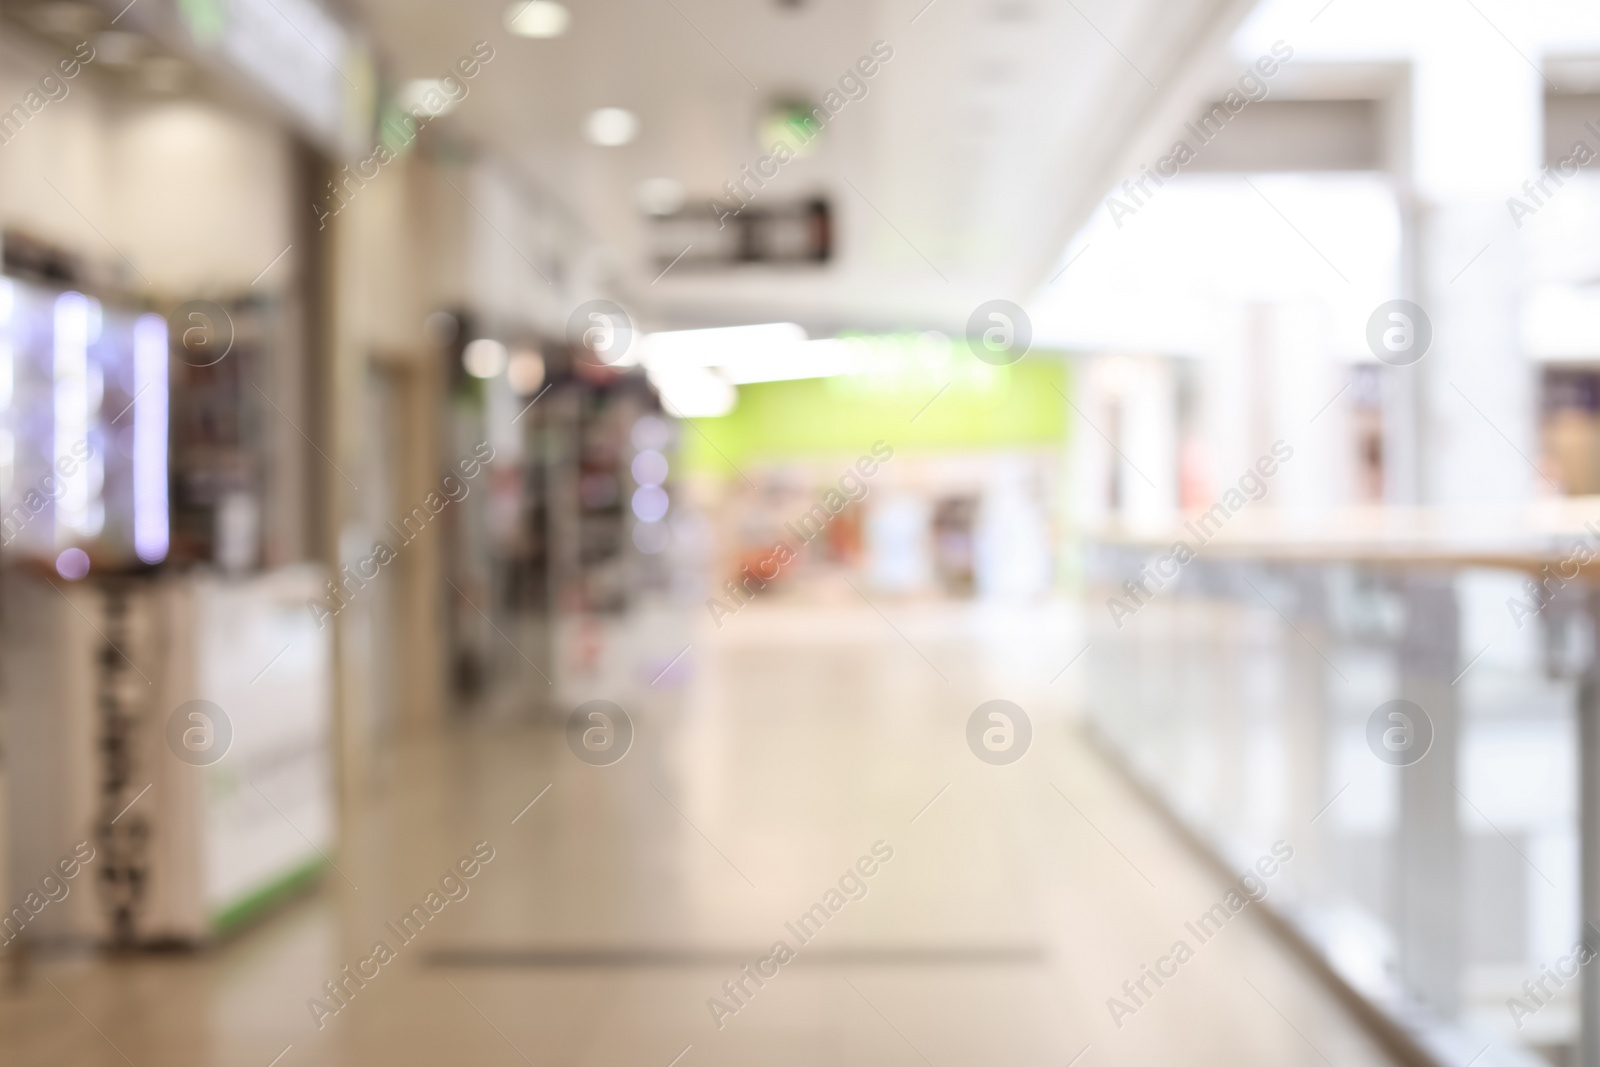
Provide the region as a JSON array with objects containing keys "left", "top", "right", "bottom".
[{"left": 3, "top": 600, "right": 1404, "bottom": 1066}]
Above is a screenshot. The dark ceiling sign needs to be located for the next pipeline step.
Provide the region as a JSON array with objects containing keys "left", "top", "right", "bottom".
[{"left": 648, "top": 197, "right": 831, "bottom": 272}]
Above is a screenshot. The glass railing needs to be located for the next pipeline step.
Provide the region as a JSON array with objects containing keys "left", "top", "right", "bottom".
[{"left": 1083, "top": 541, "right": 1585, "bottom": 1067}]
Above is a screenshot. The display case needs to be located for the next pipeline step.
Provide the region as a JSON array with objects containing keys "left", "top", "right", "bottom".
[
  {"left": 2, "top": 565, "right": 334, "bottom": 946},
  {"left": 0, "top": 277, "right": 168, "bottom": 571}
]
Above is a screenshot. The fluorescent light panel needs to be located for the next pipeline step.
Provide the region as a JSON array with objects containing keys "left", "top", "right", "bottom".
[
  {"left": 640, "top": 323, "right": 862, "bottom": 386},
  {"left": 133, "top": 313, "right": 169, "bottom": 564},
  {"left": 52, "top": 292, "right": 91, "bottom": 541}
]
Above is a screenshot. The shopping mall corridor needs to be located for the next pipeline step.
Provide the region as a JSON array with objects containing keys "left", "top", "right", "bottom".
[{"left": 2, "top": 601, "right": 1404, "bottom": 1067}]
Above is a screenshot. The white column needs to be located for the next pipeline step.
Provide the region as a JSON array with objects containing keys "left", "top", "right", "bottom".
[{"left": 1409, "top": 45, "right": 1541, "bottom": 510}]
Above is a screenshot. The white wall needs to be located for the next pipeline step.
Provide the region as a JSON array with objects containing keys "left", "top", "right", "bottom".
[
  {"left": 110, "top": 101, "right": 297, "bottom": 296},
  {"left": 0, "top": 28, "right": 297, "bottom": 297}
]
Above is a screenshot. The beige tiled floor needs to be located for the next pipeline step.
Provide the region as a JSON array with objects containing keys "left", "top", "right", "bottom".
[{"left": 3, "top": 600, "right": 1405, "bottom": 1066}]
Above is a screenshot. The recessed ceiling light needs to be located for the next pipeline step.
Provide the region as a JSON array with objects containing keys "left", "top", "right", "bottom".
[
  {"left": 585, "top": 107, "right": 638, "bottom": 147},
  {"left": 506, "top": 0, "right": 570, "bottom": 38}
]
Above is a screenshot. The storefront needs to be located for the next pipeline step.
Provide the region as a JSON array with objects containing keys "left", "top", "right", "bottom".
[{"left": 0, "top": 0, "right": 360, "bottom": 948}]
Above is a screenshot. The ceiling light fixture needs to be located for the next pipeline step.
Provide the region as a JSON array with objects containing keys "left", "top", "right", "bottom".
[
  {"left": 506, "top": 0, "right": 570, "bottom": 38},
  {"left": 647, "top": 366, "right": 736, "bottom": 418},
  {"left": 585, "top": 107, "right": 639, "bottom": 147},
  {"left": 638, "top": 323, "right": 866, "bottom": 398},
  {"left": 640, "top": 323, "right": 806, "bottom": 368}
]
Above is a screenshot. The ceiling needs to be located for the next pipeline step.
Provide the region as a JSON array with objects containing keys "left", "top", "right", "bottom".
[{"left": 344, "top": 0, "right": 1258, "bottom": 335}]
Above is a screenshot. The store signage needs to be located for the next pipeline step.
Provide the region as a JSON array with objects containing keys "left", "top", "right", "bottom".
[{"left": 648, "top": 197, "right": 832, "bottom": 271}]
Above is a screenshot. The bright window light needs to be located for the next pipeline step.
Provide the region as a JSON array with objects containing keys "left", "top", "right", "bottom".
[
  {"left": 1523, "top": 285, "right": 1600, "bottom": 360},
  {"left": 1030, "top": 175, "right": 1400, "bottom": 355}
]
